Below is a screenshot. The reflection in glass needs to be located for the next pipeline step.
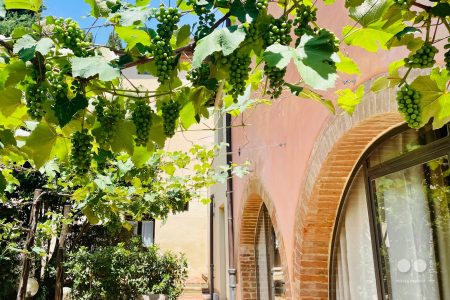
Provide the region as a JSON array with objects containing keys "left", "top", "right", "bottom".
[
  {"left": 334, "top": 168, "right": 378, "bottom": 300},
  {"left": 373, "top": 157, "right": 450, "bottom": 299},
  {"left": 368, "top": 125, "right": 448, "bottom": 167}
]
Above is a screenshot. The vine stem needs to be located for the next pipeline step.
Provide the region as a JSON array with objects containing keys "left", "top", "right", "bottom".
[
  {"left": 411, "top": 1, "right": 431, "bottom": 11},
  {"left": 425, "top": 16, "right": 432, "bottom": 42},
  {"left": 443, "top": 19, "right": 450, "bottom": 34},
  {"left": 399, "top": 67, "right": 412, "bottom": 86}
]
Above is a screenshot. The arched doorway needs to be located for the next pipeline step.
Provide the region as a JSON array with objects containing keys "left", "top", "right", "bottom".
[{"left": 255, "top": 203, "right": 285, "bottom": 299}]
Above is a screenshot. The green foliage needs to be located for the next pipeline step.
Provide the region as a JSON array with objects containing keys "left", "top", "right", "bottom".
[
  {"left": 65, "top": 237, "right": 188, "bottom": 300},
  {"left": 0, "top": 10, "right": 35, "bottom": 36}
]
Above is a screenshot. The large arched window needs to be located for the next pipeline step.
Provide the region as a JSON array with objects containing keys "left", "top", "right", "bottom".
[{"left": 331, "top": 124, "right": 450, "bottom": 300}]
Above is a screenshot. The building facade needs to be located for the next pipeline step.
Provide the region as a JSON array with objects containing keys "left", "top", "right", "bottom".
[{"left": 208, "top": 1, "right": 449, "bottom": 299}]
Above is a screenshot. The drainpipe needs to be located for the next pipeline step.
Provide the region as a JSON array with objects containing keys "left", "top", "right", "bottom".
[
  {"left": 226, "top": 113, "right": 237, "bottom": 300},
  {"left": 210, "top": 194, "right": 215, "bottom": 300}
]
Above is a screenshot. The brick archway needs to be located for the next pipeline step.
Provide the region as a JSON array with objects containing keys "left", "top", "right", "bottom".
[
  {"left": 292, "top": 113, "right": 404, "bottom": 299},
  {"left": 238, "top": 177, "right": 291, "bottom": 300}
]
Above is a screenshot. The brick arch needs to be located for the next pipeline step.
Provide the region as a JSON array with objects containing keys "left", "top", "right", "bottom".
[
  {"left": 292, "top": 113, "right": 404, "bottom": 299},
  {"left": 238, "top": 177, "right": 291, "bottom": 300}
]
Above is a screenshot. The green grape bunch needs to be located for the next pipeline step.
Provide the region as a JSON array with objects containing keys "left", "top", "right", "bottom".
[
  {"left": 70, "top": 129, "right": 94, "bottom": 174},
  {"left": 152, "top": 5, "right": 180, "bottom": 83},
  {"left": 45, "top": 63, "right": 69, "bottom": 100},
  {"left": 264, "top": 17, "right": 293, "bottom": 47},
  {"left": 152, "top": 37, "right": 177, "bottom": 83},
  {"left": 256, "top": 0, "right": 269, "bottom": 11},
  {"left": 264, "top": 65, "right": 286, "bottom": 99},
  {"left": 396, "top": 84, "right": 422, "bottom": 128},
  {"left": 25, "top": 82, "right": 47, "bottom": 120},
  {"left": 243, "top": 23, "right": 259, "bottom": 43},
  {"left": 131, "top": 100, "right": 153, "bottom": 146},
  {"left": 404, "top": 43, "right": 438, "bottom": 69},
  {"left": 161, "top": 100, "right": 181, "bottom": 138},
  {"left": 445, "top": 39, "right": 450, "bottom": 71},
  {"left": 294, "top": 4, "right": 317, "bottom": 46},
  {"left": 154, "top": 5, "right": 180, "bottom": 41},
  {"left": 192, "top": 2, "right": 216, "bottom": 40},
  {"left": 95, "top": 97, "right": 125, "bottom": 147},
  {"left": 222, "top": 52, "right": 251, "bottom": 101},
  {"left": 186, "top": 63, "right": 210, "bottom": 86},
  {"left": 53, "top": 18, "right": 92, "bottom": 57}
]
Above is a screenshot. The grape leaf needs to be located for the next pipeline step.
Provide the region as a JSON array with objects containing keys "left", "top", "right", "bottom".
[
  {"left": 229, "top": 0, "right": 258, "bottom": 23},
  {"left": 109, "top": 119, "right": 135, "bottom": 155},
  {"left": 348, "top": 0, "right": 389, "bottom": 26},
  {"left": 52, "top": 93, "right": 89, "bottom": 128},
  {"left": 13, "top": 35, "right": 53, "bottom": 61},
  {"left": 149, "top": 114, "right": 166, "bottom": 147},
  {"left": 0, "top": 87, "right": 22, "bottom": 117},
  {"left": 192, "top": 26, "right": 246, "bottom": 68},
  {"left": 116, "top": 6, "right": 153, "bottom": 26},
  {"left": 115, "top": 26, "right": 151, "bottom": 50},
  {"left": 263, "top": 44, "right": 293, "bottom": 69},
  {"left": 294, "top": 33, "right": 340, "bottom": 90},
  {"left": 71, "top": 56, "right": 120, "bottom": 81},
  {"left": 410, "top": 75, "right": 450, "bottom": 129},
  {"left": 0, "top": 171, "right": 6, "bottom": 195},
  {"left": 336, "top": 85, "right": 364, "bottom": 115},
  {"left": 336, "top": 52, "right": 361, "bottom": 75},
  {"left": 22, "top": 122, "right": 69, "bottom": 168},
  {"left": 4, "top": 0, "right": 42, "bottom": 12},
  {"left": 430, "top": 2, "right": 450, "bottom": 18},
  {"left": 136, "top": 0, "right": 150, "bottom": 6},
  {"left": 296, "top": 87, "right": 335, "bottom": 113},
  {"left": 175, "top": 24, "right": 191, "bottom": 48}
]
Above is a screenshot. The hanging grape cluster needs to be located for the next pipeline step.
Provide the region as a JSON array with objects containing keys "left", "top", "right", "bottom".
[
  {"left": 243, "top": 23, "right": 259, "bottom": 43},
  {"left": 192, "top": 2, "right": 216, "bottom": 40},
  {"left": 131, "top": 100, "right": 153, "bottom": 146},
  {"left": 70, "top": 129, "right": 94, "bottom": 174},
  {"left": 161, "top": 100, "right": 181, "bottom": 137},
  {"left": 187, "top": 63, "right": 210, "bottom": 86},
  {"left": 293, "top": 4, "right": 317, "bottom": 46},
  {"left": 256, "top": 0, "right": 269, "bottom": 11},
  {"left": 45, "top": 63, "right": 69, "bottom": 100},
  {"left": 396, "top": 84, "right": 422, "bottom": 128},
  {"left": 95, "top": 97, "right": 125, "bottom": 147},
  {"left": 222, "top": 51, "right": 251, "bottom": 101},
  {"left": 263, "top": 17, "right": 293, "bottom": 47},
  {"left": 445, "top": 39, "right": 450, "bottom": 71},
  {"left": 53, "top": 18, "right": 92, "bottom": 57},
  {"left": 25, "top": 80, "right": 46, "bottom": 121},
  {"left": 404, "top": 43, "right": 438, "bottom": 69},
  {"left": 264, "top": 65, "right": 285, "bottom": 98},
  {"left": 152, "top": 5, "right": 180, "bottom": 83}
]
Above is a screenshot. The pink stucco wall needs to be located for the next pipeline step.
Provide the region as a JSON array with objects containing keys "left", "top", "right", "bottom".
[{"left": 230, "top": 0, "right": 447, "bottom": 292}]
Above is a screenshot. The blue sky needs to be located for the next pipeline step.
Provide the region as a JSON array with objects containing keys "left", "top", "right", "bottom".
[{"left": 42, "top": 0, "right": 207, "bottom": 45}]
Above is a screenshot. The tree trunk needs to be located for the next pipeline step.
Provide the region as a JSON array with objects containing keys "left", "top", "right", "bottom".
[
  {"left": 54, "top": 205, "right": 71, "bottom": 300},
  {"left": 16, "top": 189, "right": 43, "bottom": 300}
]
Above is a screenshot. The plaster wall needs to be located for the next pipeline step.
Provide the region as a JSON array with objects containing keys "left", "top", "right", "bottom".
[{"left": 230, "top": 0, "right": 447, "bottom": 295}]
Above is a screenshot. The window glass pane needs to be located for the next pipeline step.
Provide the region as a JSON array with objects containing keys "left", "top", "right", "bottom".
[
  {"left": 368, "top": 125, "right": 448, "bottom": 167},
  {"left": 333, "top": 168, "right": 378, "bottom": 300},
  {"left": 372, "top": 156, "right": 450, "bottom": 300}
]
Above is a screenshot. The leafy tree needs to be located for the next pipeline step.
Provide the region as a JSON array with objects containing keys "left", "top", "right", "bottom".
[
  {"left": 0, "top": 9, "right": 36, "bottom": 36},
  {"left": 106, "top": 31, "right": 123, "bottom": 50}
]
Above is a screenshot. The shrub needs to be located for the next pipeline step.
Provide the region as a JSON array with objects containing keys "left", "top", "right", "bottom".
[{"left": 65, "top": 237, "right": 188, "bottom": 300}]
